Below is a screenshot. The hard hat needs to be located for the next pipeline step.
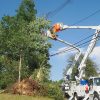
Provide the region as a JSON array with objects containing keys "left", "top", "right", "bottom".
[{"left": 53, "top": 23, "right": 62, "bottom": 33}]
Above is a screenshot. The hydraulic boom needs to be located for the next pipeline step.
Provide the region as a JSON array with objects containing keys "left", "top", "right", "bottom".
[{"left": 46, "top": 23, "right": 100, "bottom": 80}]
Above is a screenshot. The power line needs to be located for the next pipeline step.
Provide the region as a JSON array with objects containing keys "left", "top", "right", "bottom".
[
  {"left": 46, "top": 0, "right": 100, "bottom": 24},
  {"left": 45, "top": 0, "right": 71, "bottom": 19},
  {"left": 72, "top": 9, "right": 100, "bottom": 25},
  {"left": 50, "top": 35, "right": 100, "bottom": 56},
  {"left": 61, "top": 8, "right": 100, "bottom": 31},
  {"left": 45, "top": 1, "right": 100, "bottom": 56},
  {"left": 50, "top": 38, "right": 100, "bottom": 56},
  {"left": 50, "top": 33, "right": 95, "bottom": 56},
  {"left": 67, "top": 33, "right": 95, "bottom": 47},
  {"left": 51, "top": 7, "right": 100, "bottom": 55}
]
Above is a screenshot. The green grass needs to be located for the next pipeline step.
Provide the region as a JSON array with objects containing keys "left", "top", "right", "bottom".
[{"left": 0, "top": 94, "right": 54, "bottom": 100}]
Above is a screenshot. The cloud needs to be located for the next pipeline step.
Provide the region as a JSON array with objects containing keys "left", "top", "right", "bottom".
[
  {"left": 90, "top": 46, "right": 100, "bottom": 65},
  {"left": 50, "top": 46, "right": 84, "bottom": 59},
  {"left": 54, "top": 46, "right": 100, "bottom": 66},
  {"left": 55, "top": 47, "right": 77, "bottom": 58},
  {"left": 57, "top": 47, "right": 68, "bottom": 51}
]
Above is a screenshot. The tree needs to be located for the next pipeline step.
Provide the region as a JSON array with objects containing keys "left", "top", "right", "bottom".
[
  {"left": 0, "top": 0, "right": 51, "bottom": 88},
  {"left": 25, "top": 18, "right": 51, "bottom": 82},
  {"left": 64, "top": 54, "right": 98, "bottom": 81},
  {"left": 16, "top": 0, "right": 37, "bottom": 22},
  {"left": 0, "top": 16, "right": 51, "bottom": 81}
]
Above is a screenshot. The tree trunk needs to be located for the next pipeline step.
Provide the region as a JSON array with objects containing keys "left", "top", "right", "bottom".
[{"left": 18, "top": 53, "right": 22, "bottom": 83}]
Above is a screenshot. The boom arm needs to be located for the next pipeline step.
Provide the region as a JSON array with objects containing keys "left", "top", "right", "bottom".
[
  {"left": 56, "top": 38, "right": 80, "bottom": 52},
  {"left": 46, "top": 23, "right": 100, "bottom": 81},
  {"left": 62, "top": 25, "right": 100, "bottom": 30},
  {"left": 56, "top": 38, "right": 81, "bottom": 80},
  {"left": 78, "top": 30, "right": 100, "bottom": 80},
  {"left": 66, "top": 51, "right": 81, "bottom": 80},
  {"left": 46, "top": 23, "right": 100, "bottom": 39}
]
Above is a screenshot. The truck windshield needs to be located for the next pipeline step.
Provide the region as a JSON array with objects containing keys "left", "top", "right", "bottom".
[{"left": 94, "top": 78, "right": 100, "bottom": 86}]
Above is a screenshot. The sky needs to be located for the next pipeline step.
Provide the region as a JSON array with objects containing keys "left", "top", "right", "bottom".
[{"left": 0, "top": 0, "right": 100, "bottom": 81}]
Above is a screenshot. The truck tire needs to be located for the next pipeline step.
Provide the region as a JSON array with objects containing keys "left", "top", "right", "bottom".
[
  {"left": 72, "top": 93, "right": 79, "bottom": 100},
  {"left": 93, "top": 93, "right": 99, "bottom": 100},
  {"left": 64, "top": 93, "right": 70, "bottom": 99},
  {"left": 72, "top": 96, "right": 78, "bottom": 100}
]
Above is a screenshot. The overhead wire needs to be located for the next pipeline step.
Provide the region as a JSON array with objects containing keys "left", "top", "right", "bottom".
[
  {"left": 50, "top": 33, "right": 94, "bottom": 56},
  {"left": 50, "top": 38, "right": 100, "bottom": 56},
  {"left": 45, "top": 0, "right": 71, "bottom": 19},
  {"left": 45, "top": 1, "right": 100, "bottom": 56},
  {"left": 45, "top": 0, "right": 100, "bottom": 22},
  {"left": 64, "top": 33, "right": 95, "bottom": 47},
  {"left": 50, "top": 34, "right": 100, "bottom": 56},
  {"left": 60, "top": 8, "right": 100, "bottom": 33},
  {"left": 49, "top": 7, "right": 100, "bottom": 56},
  {"left": 72, "top": 8, "right": 100, "bottom": 25},
  {"left": 51, "top": 7, "right": 100, "bottom": 56}
]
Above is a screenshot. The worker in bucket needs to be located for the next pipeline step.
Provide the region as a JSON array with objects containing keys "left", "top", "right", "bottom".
[{"left": 46, "top": 23, "right": 62, "bottom": 40}]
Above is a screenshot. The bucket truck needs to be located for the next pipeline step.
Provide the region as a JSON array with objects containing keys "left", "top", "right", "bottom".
[{"left": 45, "top": 23, "right": 100, "bottom": 100}]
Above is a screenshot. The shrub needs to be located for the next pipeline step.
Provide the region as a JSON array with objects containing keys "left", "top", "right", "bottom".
[
  {"left": 6, "top": 78, "right": 64, "bottom": 100},
  {"left": 41, "top": 82, "right": 64, "bottom": 100}
]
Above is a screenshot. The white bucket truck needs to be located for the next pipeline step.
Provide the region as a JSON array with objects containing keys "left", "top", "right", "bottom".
[{"left": 46, "top": 23, "right": 100, "bottom": 100}]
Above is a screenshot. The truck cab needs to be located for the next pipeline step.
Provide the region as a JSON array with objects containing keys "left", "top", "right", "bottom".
[{"left": 89, "top": 77, "right": 100, "bottom": 100}]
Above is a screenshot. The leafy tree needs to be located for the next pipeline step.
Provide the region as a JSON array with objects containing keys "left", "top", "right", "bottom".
[
  {"left": 64, "top": 54, "right": 98, "bottom": 81},
  {"left": 16, "top": 0, "right": 37, "bottom": 22},
  {"left": 25, "top": 18, "right": 51, "bottom": 82},
  {"left": 0, "top": 0, "right": 51, "bottom": 88},
  {"left": 85, "top": 58, "right": 98, "bottom": 79},
  {"left": 0, "top": 55, "right": 19, "bottom": 89}
]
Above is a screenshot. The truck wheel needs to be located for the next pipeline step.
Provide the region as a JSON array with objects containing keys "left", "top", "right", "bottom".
[
  {"left": 64, "top": 93, "right": 70, "bottom": 99},
  {"left": 93, "top": 94, "right": 99, "bottom": 100},
  {"left": 72, "top": 96, "right": 78, "bottom": 100},
  {"left": 72, "top": 93, "right": 79, "bottom": 100}
]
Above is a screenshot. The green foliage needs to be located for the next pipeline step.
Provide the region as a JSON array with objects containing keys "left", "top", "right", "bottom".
[
  {"left": 16, "top": 0, "right": 37, "bottom": 22},
  {"left": 85, "top": 58, "right": 98, "bottom": 79},
  {"left": 0, "top": 0, "right": 51, "bottom": 89},
  {"left": 0, "top": 56, "right": 18, "bottom": 89},
  {"left": 31, "top": 67, "right": 50, "bottom": 82},
  {"left": 40, "top": 82, "right": 64, "bottom": 100},
  {"left": 64, "top": 54, "right": 98, "bottom": 81}
]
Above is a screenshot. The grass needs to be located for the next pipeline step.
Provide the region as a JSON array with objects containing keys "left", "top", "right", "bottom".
[{"left": 0, "top": 93, "right": 54, "bottom": 100}]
